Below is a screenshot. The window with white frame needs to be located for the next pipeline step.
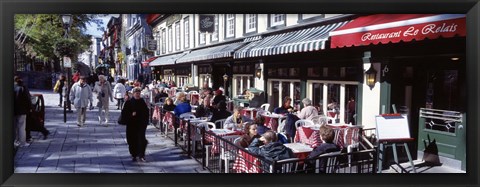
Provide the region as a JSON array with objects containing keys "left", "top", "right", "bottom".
[
  {"left": 233, "top": 75, "right": 254, "bottom": 98},
  {"left": 245, "top": 14, "right": 257, "bottom": 33},
  {"left": 211, "top": 14, "right": 219, "bottom": 41},
  {"left": 155, "top": 31, "right": 161, "bottom": 55},
  {"left": 268, "top": 79, "right": 301, "bottom": 112},
  {"left": 199, "top": 74, "right": 212, "bottom": 88},
  {"left": 184, "top": 17, "right": 190, "bottom": 48},
  {"left": 168, "top": 25, "right": 173, "bottom": 52},
  {"left": 225, "top": 14, "right": 235, "bottom": 38},
  {"left": 161, "top": 29, "right": 166, "bottom": 54},
  {"left": 306, "top": 80, "right": 358, "bottom": 125},
  {"left": 270, "top": 14, "right": 285, "bottom": 27},
  {"left": 199, "top": 32, "right": 206, "bottom": 45},
  {"left": 175, "top": 22, "right": 181, "bottom": 51},
  {"left": 177, "top": 76, "right": 189, "bottom": 87}
]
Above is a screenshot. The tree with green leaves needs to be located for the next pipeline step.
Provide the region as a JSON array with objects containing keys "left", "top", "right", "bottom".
[{"left": 14, "top": 14, "right": 105, "bottom": 72}]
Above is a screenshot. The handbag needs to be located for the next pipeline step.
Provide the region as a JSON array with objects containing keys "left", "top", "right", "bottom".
[{"left": 118, "top": 111, "right": 127, "bottom": 125}]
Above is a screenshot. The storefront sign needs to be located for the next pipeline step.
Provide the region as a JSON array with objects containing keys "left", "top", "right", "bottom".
[
  {"left": 199, "top": 14, "right": 215, "bottom": 33},
  {"left": 147, "top": 40, "right": 157, "bottom": 51},
  {"left": 330, "top": 14, "right": 466, "bottom": 48}
]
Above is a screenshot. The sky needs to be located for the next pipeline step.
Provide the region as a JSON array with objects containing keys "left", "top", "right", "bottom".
[{"left": 85, "top": 14, "right": 119, "bottom": 37}]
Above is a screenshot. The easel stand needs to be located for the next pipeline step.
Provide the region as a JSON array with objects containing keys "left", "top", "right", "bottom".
[
  {"left": 375, "top": 114, "right": 416, "bottom": 173},
  {"left": 377, "top": 139, "right": 416, "bottom": 173}
]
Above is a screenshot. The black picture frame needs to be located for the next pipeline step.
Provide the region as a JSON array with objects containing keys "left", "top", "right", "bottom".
[{"left": 1, "top": 0, "right": 479, "bottom": 187}]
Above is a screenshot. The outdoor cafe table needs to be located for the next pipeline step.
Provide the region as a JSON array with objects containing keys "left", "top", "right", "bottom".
[
  {"left": 240, "top": 108, "right": 258, "bottom": 119},
  {"left": 284, "top": 142, "right": 314, "bottom": 160},
  {"left": 206, "top": 129, "right": 244, "bottom": 154},
  {"left": 295, "top": 124, "right": 361, "bottom": 149},
  {"left": 262, "top": 113, "right": 286, "bottom": 132}
]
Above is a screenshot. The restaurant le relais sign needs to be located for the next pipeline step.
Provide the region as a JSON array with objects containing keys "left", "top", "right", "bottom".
[{"left": 329, "top": 14, "right": 466, "bottom": 48}]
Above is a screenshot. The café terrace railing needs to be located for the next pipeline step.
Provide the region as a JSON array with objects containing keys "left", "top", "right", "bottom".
[
  {"left": 152, "top": 102, "right": 377, "bottom": 173},
  {"left": 198, "top": 127, "right": 377, "bottom": 174}
]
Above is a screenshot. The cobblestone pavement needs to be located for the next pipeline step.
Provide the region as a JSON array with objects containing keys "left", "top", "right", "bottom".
[{"left": 14, "top": 89, "right": 209, "bottom": 173}]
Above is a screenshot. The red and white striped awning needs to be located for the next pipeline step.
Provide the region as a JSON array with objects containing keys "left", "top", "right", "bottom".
[{"left": 329, "top": 14, "right": 466, "bottom": 48}]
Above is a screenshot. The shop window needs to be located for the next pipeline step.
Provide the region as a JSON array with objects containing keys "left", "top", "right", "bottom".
[
  {"left": 425, "top": 70, "right": 460, "bottom": 111},
  {"left": 308, "top": 67, "right": 321, "bottom": 77},
  {"left": 177, "top": 76, "right": 189, "bottom": 87},
  {"left": 268, "top": 79, "right": 301, "bottom": 111},
  {"left": 307, "top": 80, "right": 358, "bottom": 124},
  {"left": 233, "top": 75, "right": 253, "bottom": 97}
]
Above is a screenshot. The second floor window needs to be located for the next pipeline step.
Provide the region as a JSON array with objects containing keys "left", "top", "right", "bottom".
[
  {"left": 245, "top": 14, "right": 257, "bottom": 33},
  {"left": 226, "top": 14, "right": 235, "bottom": 38},
  {"left": 211, "top": 14, "right": 219, "bottom": 41},
  {"left": 168, "top": 25, "right": 173, "bottom": 52},
  {"left": 175, "top": 22, "right": 181, "bottom": 51},
  {"left": 270, "top": 14, "right": 285, "bottom": 27},
  {"left": 199, "top": 32, "right": 206, "bottom": 45},
  {"left": 184, "top": 17, "right": 190, "bottom": 48},
  {"left": 161, "top": 29, "right": 166, "bottom": 54}
]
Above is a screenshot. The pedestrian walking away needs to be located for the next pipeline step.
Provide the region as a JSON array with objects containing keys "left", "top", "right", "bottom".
[
  {"left": 113, "top": 78, "right": 126, "bottom": 110},
  {"left": 13, "top": 76, "right": 33, "bottom": 147},
  {"left": 122, "top": 87, "right": 149, "bottom": 162},
  {"left": 94, "top": 74, "right": 114, "bottom": 126},
  {"left": 70, "top": 76, "right": 93, "bottom": 127}
]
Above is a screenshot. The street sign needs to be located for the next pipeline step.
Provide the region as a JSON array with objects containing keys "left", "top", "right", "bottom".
[
  {"left": 64, "top": 56, "right": 72, "bottom": 68},
  {"left": 147, "top": 40, "right": 157, "bottom": 51}
]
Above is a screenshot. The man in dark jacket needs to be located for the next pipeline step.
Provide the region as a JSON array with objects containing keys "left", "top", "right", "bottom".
[
  {"left": 123, "top": 87, "right": 149, "bottom": 162},
  {"left": 248, "top": 130, "right": 295, "bottom": 162},
  {"left": 305, "top": 125, "right": 340, "bottom": 173},
  {"left": 14, "top": 76, "right": 32, "bottom": 147},
  {"left": 212, "top": 89, "right": 226, "bottom": 107},
  {"left": 209, "top": 101, "right": 231, "bottom": 127}
]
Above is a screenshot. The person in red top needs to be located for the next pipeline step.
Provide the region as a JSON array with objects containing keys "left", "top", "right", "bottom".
[{"left": 72, "top": 71, "right": 80, "bottom": 83}]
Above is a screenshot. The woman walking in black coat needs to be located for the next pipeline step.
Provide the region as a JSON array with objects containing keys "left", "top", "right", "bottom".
[{"left": 122, "top": 87, "right": 149, "bottom": 162}]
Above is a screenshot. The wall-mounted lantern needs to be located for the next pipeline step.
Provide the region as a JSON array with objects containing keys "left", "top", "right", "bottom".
[
  {"left": 255, "top": 67, "right": 262, "bottom": 79},
  {"left": 363, "top": 51, "right": 376, "bottom": 90}
]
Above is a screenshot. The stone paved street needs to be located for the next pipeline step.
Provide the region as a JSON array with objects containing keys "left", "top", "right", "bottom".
[{"left": 14, "top": 89, "right": 209, "bottom": 173}]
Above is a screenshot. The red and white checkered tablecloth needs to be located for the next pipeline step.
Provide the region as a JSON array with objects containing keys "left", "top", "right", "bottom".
[
  {"left": 163, "top": 111, "right": 175, "bottom": 130},
  {"left": 294, "top": 127, "right": 321, "bottom": 148},
  {"left": 206, "top": 130, "right": 244, "bottom": 154},
  {"left": 232, "top": 149, "right": 262, "bottom": 173},
  {"left": 313, "top": 125, "right": 360, "bottom": 149},
  {"left": 152, "top": 105, "right": 162, "bottom": 123},
  {"left": 241, "top": 108, "right": 257, "bottom": 120},
  {"left": 262, "top": 114, "right": 285, "bottom": 132}
]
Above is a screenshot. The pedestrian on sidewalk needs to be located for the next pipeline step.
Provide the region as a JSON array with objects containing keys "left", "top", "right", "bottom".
[
  {"left": 53, "top": 74, "right": 66, "bottom": 107},
  {"left": 70, "top": 76, "right": 93, "bottom": 127},
  {"left": 14, "top": 76, "right": 33, "bottom": 147},
  {"left": 113, "top": 79, "right": 126, "bottom": 110},
  {"left": 122, "top": 87, "right": 149, "bottom": 162},
  {"left": 94, "top": 75, "right": 114, "bottom": 126}
]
